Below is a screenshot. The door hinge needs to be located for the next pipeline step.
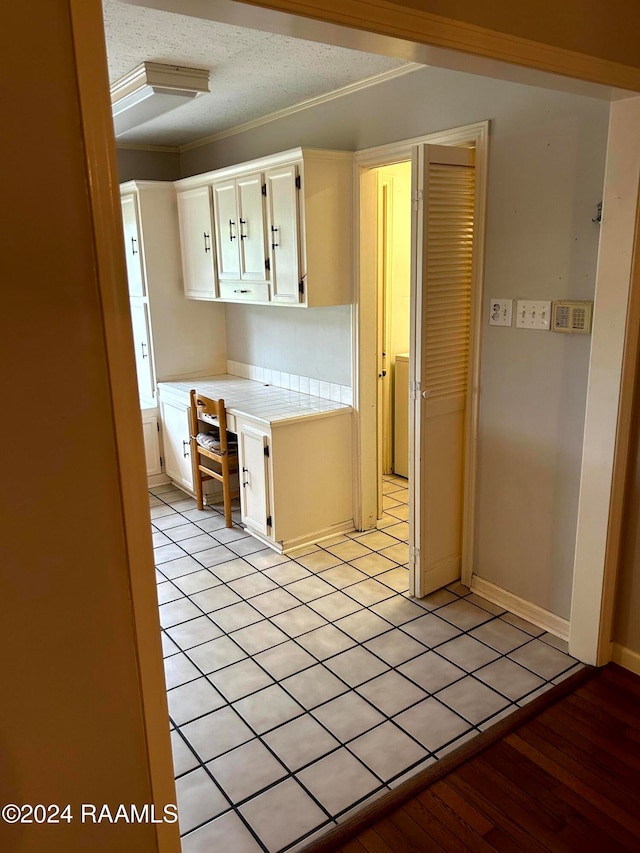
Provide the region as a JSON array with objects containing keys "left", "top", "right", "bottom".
[
  {"left": 262, "top": 184, "right": 267, "bottom": 196},
  {"left": 409, "top": 380, "right": 421, "bottom": 400},
  {"left": 265, "top": 257, "right": 271, "bottom": 271},
  {"left": 266, "top": 515, "right": 272, "bottom": 527},
  {"left": 159, "top": 456, "right": 163, "bottom": 467},
  {"left": 409, "top": 545, "right": 419, "bottom": 564},
  {"left": 298, "top": 279, "right": 305, "bottom": 296},
  {"left": 411, "top": 190, "right": 423, "bottom": 212},
  {"left": 264, "top": 445, "right": 270, "bottom": 458},
  {"left": 295, "top": 175, "right": 301, "bottom": 190},
  {"left": 156, "top": 422, "right": 160, "bottom": 432}
]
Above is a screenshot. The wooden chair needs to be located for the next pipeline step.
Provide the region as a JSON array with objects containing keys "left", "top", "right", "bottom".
[{"left": 189, "top": 389, "right": 239, "bottom": 527}]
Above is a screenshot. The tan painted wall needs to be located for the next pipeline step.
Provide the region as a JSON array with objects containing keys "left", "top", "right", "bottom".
[
  {"left": 0, "top": 3, "right": 172, "bottom": 850},
  {"left": 383, "top": 0, "right": 640, "bottom": 69},
  {"left": 614, "top": 371, "right": 640, "bottom": 652}
]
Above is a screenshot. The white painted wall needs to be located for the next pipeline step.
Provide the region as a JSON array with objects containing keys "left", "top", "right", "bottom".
[
  {"left": 178, "top": 65, "right": 610, "bottom": 618},
  {"left": 225, "top": 304, "right": 352, "bottom": 385}
]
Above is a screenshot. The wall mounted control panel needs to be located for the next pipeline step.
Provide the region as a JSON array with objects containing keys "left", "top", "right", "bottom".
[{"left": 551, "top": 301, "right": 593, "bottom": 334}]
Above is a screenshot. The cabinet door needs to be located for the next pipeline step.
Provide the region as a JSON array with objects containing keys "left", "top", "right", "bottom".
[
  {"left": 142, "top": 414, "right": 162, "bottom": 477},
  {"left": 237, "top": 173, "right": 268, "bottom": 282},
  {"left": 129, "top": 299, "right": 155, "bottom": 405},
  {"left": 121, "top": 194, "right": 145, "bottom": 297},
  {"left": 212, "top": 179, "right": 241, "bottom": 281},
  {"left": 239, "top": 425, "right": 271, "bottom": 538},
  {"left": 177, "top": 186, "right": 217, "bottom": 300},
  {"left": 160, "top": 400, "right": 193, "bottom": 491},
  {"left": 266, "top": 164, "right": 301, "bottom": 304}
]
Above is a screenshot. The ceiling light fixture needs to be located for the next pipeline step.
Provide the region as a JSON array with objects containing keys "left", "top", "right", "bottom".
[{"left": 110, "top": 61, "right": 210, "bottom": 136}]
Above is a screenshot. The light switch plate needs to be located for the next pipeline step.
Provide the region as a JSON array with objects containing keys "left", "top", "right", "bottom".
[
  {"left": 516, "top": 300, "right": 551, "bottom": 330},
  {"left": 489, "top": 298, "right": 513, "bottom": 326}
]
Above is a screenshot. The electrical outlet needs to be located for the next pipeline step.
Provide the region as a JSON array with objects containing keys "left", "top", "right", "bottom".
[
  {"left": 489, "top": 298, "right": 513, "bottom": 326},
  {"left": 516, "top": 300, "right": 551, "bottom": 330}
]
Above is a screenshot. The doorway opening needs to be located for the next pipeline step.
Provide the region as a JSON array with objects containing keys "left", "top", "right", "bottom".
[
  {"left": 374, "top": 160, "right": 412, "bottom": 537},
  {"left": 357, "top": 126, "right": 488, "bottom": 603}
]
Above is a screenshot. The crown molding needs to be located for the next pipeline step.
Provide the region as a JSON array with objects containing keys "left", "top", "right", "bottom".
[
  {"left": 116, "top": 142, "right": 181, "bottom": 153},
  {"left": 179, "top": 61, "right": 423, "bottom": 152}
]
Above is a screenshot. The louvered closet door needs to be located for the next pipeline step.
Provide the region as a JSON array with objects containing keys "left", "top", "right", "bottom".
[{"left": 413, "top": 144, "right": 475, "bottom": 596}]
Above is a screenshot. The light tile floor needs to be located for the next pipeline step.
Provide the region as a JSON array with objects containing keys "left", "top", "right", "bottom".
[{"left": 152, "top": 475, "right": 582, "bottom": 852}]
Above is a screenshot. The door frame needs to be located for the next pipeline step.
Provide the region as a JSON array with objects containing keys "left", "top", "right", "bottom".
[{"left": 354, "top": 122, "right": 489, "bottom": 594}]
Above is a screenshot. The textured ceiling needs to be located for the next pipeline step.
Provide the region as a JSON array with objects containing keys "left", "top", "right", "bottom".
[{"left": 102, "top": 0, "right": 409, "bottom": 147}]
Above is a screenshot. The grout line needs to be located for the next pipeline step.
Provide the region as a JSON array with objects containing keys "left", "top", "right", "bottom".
[{"left": 153, "top": 479, "right": 578, "bottom": 851}]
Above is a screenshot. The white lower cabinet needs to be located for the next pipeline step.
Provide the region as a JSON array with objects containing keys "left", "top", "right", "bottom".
[
  {"left": 159, "top": 398, "right": 193, "bottom": 492},
  {"left": 237, "top": 410, "right": 353, "bottom": 552},
  {"left": 141, "top": 412, "right": 163, "bottom": 478},
  {"left": 238, "top": 422, "right": 271, "bottom": 538},
  {"left": 158, "top": 380, "right": 354, "bottom": 551}
]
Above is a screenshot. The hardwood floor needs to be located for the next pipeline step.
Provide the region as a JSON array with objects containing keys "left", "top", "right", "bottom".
[{"left": 309, "top": 664, "right": 640, "bottom": 852}]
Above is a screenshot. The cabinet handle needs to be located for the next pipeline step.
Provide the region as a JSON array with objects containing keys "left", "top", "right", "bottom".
[
  {"left": 271, "top": 225, "right": 279, "bottom": 249},
  {"left": 242, "top": 466, "right": 249, "bottom": 488},
  {"left": 141, "top": 341, "right": 148, "bottom": 359},
  {"left": 233, "top": 289, "right": 251, "bottom": 294},
  {"left": 131, "top": 237, "right": 138, "bottom": 255},
  {"left": 239, "top": 218, "right": 247, "bottom": 240},
  {"left": 203, "top": 232, "right": 211, "bottom": 253},
  {"left": 229, "top": 219, "right": 237, "bottom": 241},
  {"left": 182, "top": 440, "right": 190, "bottom": 458}
]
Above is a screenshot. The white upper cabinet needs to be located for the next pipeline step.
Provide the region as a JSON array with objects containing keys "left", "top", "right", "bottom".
[
  {"left": 121, "top": 194, "right": 145, "bottom": 298},
  {"left": 265, "top": 163, "right": 301, "bottom": 304},
  {"left": 129, "top": 300, "right": 155, "bottom": 404},
  {"left": 212, "top": 172, "right": 269, "bottom": 302},
  {"left": 174, "top": 148, "right": 354, "bottom": 307},
  {"left": 177, "top": 185, "right": 217, "bottom": 300},
  {"left": 120, "top": 181, "right": 227, "bottom": 407}
]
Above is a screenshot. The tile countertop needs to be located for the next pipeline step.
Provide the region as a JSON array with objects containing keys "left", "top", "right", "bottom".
[{"left": 158, "top": 375, "right": 352, "bottom": 426}]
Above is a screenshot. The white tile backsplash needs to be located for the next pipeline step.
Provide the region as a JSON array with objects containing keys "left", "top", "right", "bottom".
[{"left": 228, "top": 361, "right": 352, "bottom": 406}]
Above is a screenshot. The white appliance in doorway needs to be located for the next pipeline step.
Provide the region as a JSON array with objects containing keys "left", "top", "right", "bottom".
[{"left": 394, "top": 353, "right": 409, "bottom": 477}]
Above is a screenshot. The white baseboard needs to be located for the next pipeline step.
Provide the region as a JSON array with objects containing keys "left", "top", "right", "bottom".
[
  {"left": 147, "top": 473, "right": 170, "bottom": 488},
  {"left": 612, "top": 643, "right": 640, "bottom": 676},
  {"left": 471, "top": 576, "right": 570, "bottom": 641}
]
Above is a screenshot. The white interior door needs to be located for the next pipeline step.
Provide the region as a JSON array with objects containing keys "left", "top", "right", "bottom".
[{"left": 410, "top": 144, "right": 476, "bottom": 598}]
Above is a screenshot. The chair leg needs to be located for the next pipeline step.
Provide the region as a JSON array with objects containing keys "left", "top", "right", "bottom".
[
  {"left": 192, "top": 443, "right": 204, "bottom": 511},
  {"left": 222, "top": 458, "right": 232, "bottom": 527}
]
